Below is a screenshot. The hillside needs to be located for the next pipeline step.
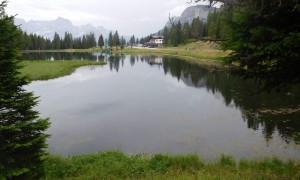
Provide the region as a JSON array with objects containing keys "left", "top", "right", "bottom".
[{"left": 166, "top": 5, "right": 218, "bottom": 27}]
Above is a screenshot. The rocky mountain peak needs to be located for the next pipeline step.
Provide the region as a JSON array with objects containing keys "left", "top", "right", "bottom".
[
  {"left": 15, "top": 17, "right": 109, "bottom": 40},
  {"left": 166, "top": 5, "right": 218, "bottom": 27}
]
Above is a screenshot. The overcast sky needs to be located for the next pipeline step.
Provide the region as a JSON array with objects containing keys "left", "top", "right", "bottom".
[{"left": 6, "top": 0, "right": 211, "bottom": 37}]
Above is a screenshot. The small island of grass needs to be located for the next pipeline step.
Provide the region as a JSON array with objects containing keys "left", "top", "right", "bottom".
[{"left": 19, "top": 60, "right": 106, "bottom": 81}]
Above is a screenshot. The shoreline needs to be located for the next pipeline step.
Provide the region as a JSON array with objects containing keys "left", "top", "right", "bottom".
[
  {"left": 19, "top": 60, "right": 106, "bottom": 81},
  {"left": 44, "top": 150, "right": 300, "bottom": 179}
]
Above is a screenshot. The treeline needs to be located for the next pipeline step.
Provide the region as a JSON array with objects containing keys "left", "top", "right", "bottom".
[
  {"left": 21, "top": 7, "right": 234, "bottom": 50},
  {"left": 21, "top": 30, "right": 131, "bottom": 50},
  {"left": 159, "top": 8, "right": 232, "bottom": 46}
]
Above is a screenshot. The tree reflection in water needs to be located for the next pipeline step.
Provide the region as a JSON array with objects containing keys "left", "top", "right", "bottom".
[
  {"left": 106, "top": 55, "right": 300, "bottom": 145},
  {"left": 21, "top": 52, "right": 300, "bottom": 145}
]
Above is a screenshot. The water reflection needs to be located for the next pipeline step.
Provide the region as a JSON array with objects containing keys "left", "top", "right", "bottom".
[
  {"left": 20, "top": 52, "right": 105, "bottom": 61},
  {"left": 25, "top": 54, "right": 300, "bottom": 158},
  {"left": 103, "top": 55, "right": 300, "bottom": 145}
]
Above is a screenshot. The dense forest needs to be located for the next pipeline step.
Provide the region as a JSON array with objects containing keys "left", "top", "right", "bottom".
[
  {"left": 21, "top": 30, "right": 129, "bottom": 50},
  {"left": 160, "top": 8, "right": 230, "bottom": 46}
]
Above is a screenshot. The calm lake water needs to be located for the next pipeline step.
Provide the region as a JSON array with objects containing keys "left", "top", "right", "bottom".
[{"left": 24, "top": 53, "right": 300, "bottom": 160}]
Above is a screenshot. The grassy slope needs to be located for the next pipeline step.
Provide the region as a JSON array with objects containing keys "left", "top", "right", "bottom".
[
  {"left": 44, "top": 151, "right": 300, "bottom": 179},
  {"left": 19, "top": 42, "right": 228, "bottom": 81},
  {"left": 121, "top": 42, "right": 228, "bottom": 61},
  {"left": 24, "top": 42, "right": 228, "bottom": 62},
  {"left": 20, "top": 60, "right": 106, "bottom": 81}
]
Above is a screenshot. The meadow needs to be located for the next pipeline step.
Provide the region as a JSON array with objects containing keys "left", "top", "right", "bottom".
[{"left": 44, "top": 151, "right": 300, "bottom": 179}]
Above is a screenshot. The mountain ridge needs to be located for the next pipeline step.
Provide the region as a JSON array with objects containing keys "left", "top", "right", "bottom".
[
  {"left": 14, "top": 5, "right": 219, "bottom": 40},
  {"left": 166, "top": 5, "right": 218, "bottom": 27},
  {"left": 14, "top": 17, "right": 109, "bottom": 40}
]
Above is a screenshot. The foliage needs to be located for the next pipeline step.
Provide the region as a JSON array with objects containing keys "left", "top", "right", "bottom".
[
  {"left": 22, "top": 31, "right": 99, "bottom": 50},
  {"left": 170, "top": 21, "right": 183, "bottom": 46},
  {"left": 98, "top": 34, "right": 104, "bottom": 48},
  {"left": 120, "top": 36, "right": 126, "bottom": 49},
  {"left": 213, "top": 0, "right": 300, "bottom": 87},
  {"left": 0, "top": 1, "right": 50, "bottom": 178},
  {"left": 113, "top": 30, "right": 120, "bottom": 48},
  {"left": 62, "top": 32, "right": 72, "bottom": 49},
  {"left": 44, "top": 151, "right": 300, "bottom": 179},
  {"left": 52, "top": 32, "right": 60, "bottom": 49},
  {"left": 108, "top": 31, "right": 114, "bottom": 48},
  {"left": 156, "top": 9, "right": 230, "bottom": 47},
  {"left": 129, "top": 35, "right": 135, "bottom": 48},
  {"left": 84, "top": 32, "right": 97, "bottom": 49},
  {"left": 191, "top": 17, "right": 203, "bottom": 39}
]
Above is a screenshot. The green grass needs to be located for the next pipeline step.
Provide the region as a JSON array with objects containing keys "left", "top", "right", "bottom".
[
  {"left": 19, "top": 42, "right": 231, "bottom": 82},
  {"left": 19, "top": 60, "right": 106, "bottom": 81},
  {"left": 22, "top": 41, "right": 229, "bottom": 62},
  {"left": 44, "top": 151, "right": 300, "bottom": 179},
  {"left": 120, "top": 42, "right": 228, "bottom": 61}
]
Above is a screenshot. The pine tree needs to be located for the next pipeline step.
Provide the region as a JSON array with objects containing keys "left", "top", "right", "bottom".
[
  {"left": 191, "top": 17, "right": 202, "bottom": 39},
  {"left": 221, "top": 0, "right": 300, "bottom": 87},
  {"left": 113, "top": 30, "right": 120, "bottom": 49},
  {"left": 82, "top": 35, "right": 87, "bottom": 49},
  {"left": 170, "top": 21, "right": 183, "bottom": 47},
  {"left": 98, "top": 34, "right": 104, "bottom": 48},
  {"left": 63, "top": 32, "right": 73, "bottom": 49},
  {"left": 135, "top": 38, "right": 139, "bottom": 44},
  {"left": 129, "top": 35, "right": 135, "bottom": 48},
  {"left": 162, "top": 27, "right": 170, "bottom": 45},
  {"left": 182, "top": 22, "right": 191, "bottom": 43},
  {"left": 120, "top": 36, "right": 126, "bottom": 49},
  {"left": 0, "top": 1, "right": 50, "bottom": 178},
  {"left": 108, "top": 31, "right": 114, "bottom": 48},
  {"left": 86, "top": 32, "right": 96, "bottom": 48},
  {"left": 45, "top": 38, "right": 52, "bottom": 50},
  {"left": 73, "top": 37, "right": 82, "bottom": 49},
  {"left": 52, "top": 32, "right": 60, "bottom": 49}
]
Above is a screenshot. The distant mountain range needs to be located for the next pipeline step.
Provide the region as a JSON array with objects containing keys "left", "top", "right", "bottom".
[
  {"left": 14, "top": 5, "right": 217, "bottom": 40},
  {"left": 14, "top": 17, "right": 109, "bottom": 40},
  {"left": 166, "top": 5, "right": 218, "bottom": 27}
]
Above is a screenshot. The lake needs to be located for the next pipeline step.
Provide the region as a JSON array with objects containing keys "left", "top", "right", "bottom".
[{"left": 24, "top": 53, "right": 300, "bottom": 160}]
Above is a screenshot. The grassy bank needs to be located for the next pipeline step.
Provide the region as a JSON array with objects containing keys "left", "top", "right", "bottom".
[
  {"left": 22, "top": 42, "right": 228, "bottom": 62},
  {"left": 44, "top": 151, "right": 300, "bottom": 179},
  {"left": 121, "top": 42, "right": 228, "bottom": 61},
  {"left": 20, "top": 60, "right": 106, "bottom": 81}
]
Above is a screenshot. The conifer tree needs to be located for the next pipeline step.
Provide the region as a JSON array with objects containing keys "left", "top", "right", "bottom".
[
  {"left": 162, "top": 27, "right": 170, "bottom": 45},
  {"left": 191, "top": 17, "right": 202, "bottom": 39},
  {"left": 135, "top": 38, "right": 139, "bottom": 44},
  {"left": 52, "top": 32, "right": 60, "bottom": 49},
  {"left": 120, "top": 36, "right": 126, "bottom": 49},
  {"left": 182, "top": 22, "right": 191, "bottom": 43},
  {"left": 0, "top": 1, "right": 50, "bottom": 178},
  {"left": 196, "top": 0, "right": 300, "bottom": 87},
  {"left": 129, "top": 35, "right": 135, "bottom": 48},
  {"left": 108, "top": 31, "right": 114, "bottom": 48},
  {"left": 63, "top": 32, "right": 73, "bottom": 49},
  {"left": 82, "top": 35, "right": 87, "bottom": 49},
  {"left": 98, "top": 34, "right": 104, "bottom": 48},
  {"left": 113, "top": 30, "right": 120, "bottom": 49},
  {"left": 86, "top": 32, "right": 96, "bottom": 48},
  {"left": 170, "top": 21, "right": 183, "bottom": 46}
]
